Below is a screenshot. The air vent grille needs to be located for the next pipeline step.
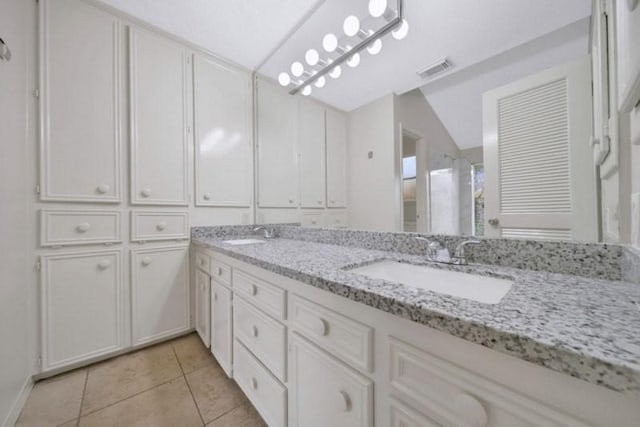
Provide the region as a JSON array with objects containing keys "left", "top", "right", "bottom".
[{"left": 417, "top": 58, "right": 452, "bottom": 79}]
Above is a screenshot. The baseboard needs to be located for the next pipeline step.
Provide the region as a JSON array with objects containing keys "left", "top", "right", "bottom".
[{"left": 1, "top": 376, "right": 33, "bottom": 427}]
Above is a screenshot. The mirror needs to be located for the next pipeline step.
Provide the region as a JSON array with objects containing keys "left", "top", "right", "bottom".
[{"left": 258, "top": 0, "right": 612, "bottom": 243}]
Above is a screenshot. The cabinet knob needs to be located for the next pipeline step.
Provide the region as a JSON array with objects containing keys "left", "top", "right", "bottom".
[
  {"left": 140, "top": 188, "right": 152, "bottom": 198},
  {"left": 141, "top": 257, "right": 152, "bottom": 266},
  {"left": 213, "top": 292, "right": 218, "bottom": 301},
  {"left": 330, "top": 200, "right": 336, "bottom": 204},
  {"left": 96, "top": 184, "right": 110, "bottom": 194},
  {"left": 250, "top": 284, "right": 258, "bottom": 296},
  {"left": 76, "top": 222, "right": 91, "bottom": 233},
  {"left": 314, "top": 318, "right": 329, "bottom": 336},
  {"left": 288, "top": 199, "right": 294, "bottom": 204},
  {"left": 203, "top": 192, "right": 211, "bottom": 200},
  {"left": 454, "top": 393, "right": 488, "bottom": 427},
  {"left": 251, "top": 377, "right": 258, "bottom": 390},
  {"left": 251, "top": 325, "right": 259, "bottom": 337},
  {"left": 488, "top": 218, "right": 499, "bottom": 226},
  {"left": 216, "top": 267, "right": 223, "bottom": 276},
  {"left": 338, "top": 390, "right": 352, "bottom": 412},
  {"left": 97, "top": 259, "right": 111, "bottom": 270},
  {"left": 156, "top": 221, "right": 167, "bottom": 231},
  {"left": 311, "top": 220, "right": 317, "bottom": 225},
  {"left": 317, "top": 200, "right": 322, "bottom": 204}
]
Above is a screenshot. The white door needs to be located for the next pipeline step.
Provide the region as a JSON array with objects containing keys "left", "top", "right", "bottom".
[
  {"left": 290, "top": 333, "right": 373, "bottom": 427},
  {"left": 299, "top": 99, "right": 326, "bottom": 208},
  {"left": 40, "top": 0, "right": 120, "bottom": 203},
  {"left": 131, "top": 245, "right": 190, "bottom": 345},
  {"left": 211, "top": 281, "right": 233, "bottom": 377},
  {"left": 326, "top": 108, "right": 348, "bottom": 208},
  {"left": 483, "top": 56, "right": 597, "bottom": 241},
  {"left": 195, "top": 269, "right": 210, "bottom": 348},
  {"left": 193, "top": 54, "right": 253, "bottom": 207},
  {"left": 257, "top": 79, "right": 299, "bottom": 208},
  {"left": 41, "top": 250, "right": 123, "bottom": 369},
  {"left": 130, "top": 29, "right": 190, "bottom": 206}
]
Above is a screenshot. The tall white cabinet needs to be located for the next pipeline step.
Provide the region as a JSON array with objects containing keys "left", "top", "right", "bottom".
[
  {"left": 299, "top": 99, "right": 326, "bottom": 208},
  {"left": 326, "top": 108, "right": 348, "bottom": 208}
]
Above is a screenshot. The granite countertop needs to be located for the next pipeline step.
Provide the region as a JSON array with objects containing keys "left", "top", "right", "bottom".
[{"left": 192, "top": 236, "right": 640, "bottom": 394}]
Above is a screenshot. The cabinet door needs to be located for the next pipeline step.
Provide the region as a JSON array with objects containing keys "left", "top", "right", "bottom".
[
  {"left": 41, "top": 250, "right": 123, "bottom": 369},
  {"left": 211, "top": 281, "right": 233, "bottom": 377},
  {"left": 131, "top": 246, "right": 190, "bottom": 345},
  {"left": 195, "top": 269, "right": 211, "bottom": 348},
  {"left": 130, "top": 29, "right": 190, "bottom": 205},
  {"left": 326, "top": 108, "right": 348, "bottom": 208},
  {"left": 194, "top": 55, "right": 253, "bottom": 206},
  {"left": 290, "top": 333, "right": 373, "bottom": 427},
  {"left": 299, "top": 100, "right": 326, "bottom": 208},
  {"left": 40, "top": 0, "right": 120, "bottom": 202},
  {"left": 257, "top": 79, "right": 299, "bottom": 207}
]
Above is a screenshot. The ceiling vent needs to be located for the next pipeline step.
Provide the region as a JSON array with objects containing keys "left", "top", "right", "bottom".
[{"left": 417, "top": 58, "right": 452, "bottom": 79}]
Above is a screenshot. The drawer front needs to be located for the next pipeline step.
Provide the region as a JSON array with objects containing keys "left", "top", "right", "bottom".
[
  {"left": 234, "top": 339, "right": 287, "bottom": 427},
  {"left": 41, "top": 209, "right": 121, "bottom": 247},
  {"left": 290, "top": 333, "right": 373, "bottom": 427},
  {"left": 234, "top": 296, "right": 286, "bottom": 381},
  {"left": 291, "top": 295, "right": 373, "bottom": 372},
  {"left": 195, "top": 250, "right": 210, "bottom": 274},
  {"left": 389, "top": 398, "right": 441, "bottom": 427},
  {"left": 210, "top": 259, "right": 232, "bottom": 287},
  {"left": 389, "top": 337, "right": 587, "bottom": 427},
  {"left": 301, "top": 211, "right": 323, "bottom": 228},
  {"left": 326, "top": 211, "right": 347, "bottom": 228},
  {"left": 233, "top": 270, "right": 286, "bottom": 320},
  {"left": 131, "top": 211, "right": 189, "bottom": 242}
]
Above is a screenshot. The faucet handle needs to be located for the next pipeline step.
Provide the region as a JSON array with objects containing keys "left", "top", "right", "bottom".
[
  {"left": 415, "top": 236, "right": 442, "bottom": 260},
  {"left": 453, "top": 239, "right": 482, "bottom": 263}
]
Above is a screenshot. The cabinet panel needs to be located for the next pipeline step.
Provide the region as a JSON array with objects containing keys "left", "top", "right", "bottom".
[
  {"left": 257, "top": 80, "right": 299, "bottom": 207},
  {"left": 130, "top": 29, "right": 189, "bottom": 206},
  {"left": 40, "top": 0, "right": 120, "bottom": 202},
  {"left": 195, "top": 269, "right": 211, "bottom": 348},
  {"left": 131, "top": 245, "right": 190, "bottom": 345},
  {"left": 41, "top": 249, "right": 123, "bottom": 369},
  {"left": 290, "top": 333, "right": 373, "bottom": 427},
  {"left": 326, "top": 108, "right": 348, "bottom": 208},
  {"left": 130, "top": 211, "right": 189, "bottom": 242},
  {"left": 40, "top": 209, "right": 121, "bottom": 247},
  {"left": 194, "top": 55, "right": 253, "bottom": 207},
  {"left": 211, "top": 281, "right": 233, "bottom": 377},
  {"left": 299, "top": 100, "right": 326, "bottom": 208},
  {"left": 233, "top": 270, "right": 286, "bottom": 320}
]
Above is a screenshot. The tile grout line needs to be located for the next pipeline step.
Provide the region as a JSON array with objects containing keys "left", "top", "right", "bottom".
[
  {"left": 172, "top": 343, "right": 206, "bottom": 426},
  {"left": 74, "top": 369, "right": 89, "bottom": 426}
]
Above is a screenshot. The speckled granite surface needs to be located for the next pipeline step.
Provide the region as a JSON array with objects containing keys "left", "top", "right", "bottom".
[{"left": 192, "top": 232, "right": 640, "bottom": 394}]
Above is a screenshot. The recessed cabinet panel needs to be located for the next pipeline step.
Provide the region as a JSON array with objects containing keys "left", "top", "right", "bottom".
[
  {"left": 131, "top": 245, "right": 190, "bottom": 345},
  {"left": 257, "top": 80, "right": 299, "bottom": 207},
  {"left": 40, "top": 209, "right": 121, "bottom": 247},
  {"left": 40, "top": 0, "right": 120, "bottom": 202},
  {"left": 299, "top": 100, "right": 326, "bottom": 208},
  {"left": 195, "top": 269, "right": 211, "bottom": 348},
  {"left": 130, "top": 29, "right": 190, "bottom": 206},
  {"left": 194, "top": 55, "right": 252, "bottom": 207},
  {"left": 130, "top": 211, "right": 189, "bottom": 242},
  {"left": 41, "top": 250, "right": 123, "bottom": 369},
  {"left": 326, "top": 108, "right": 348, "bottom": 208},
  {"left": 211, "top": 281, "right": 233, "bottom": 377}
]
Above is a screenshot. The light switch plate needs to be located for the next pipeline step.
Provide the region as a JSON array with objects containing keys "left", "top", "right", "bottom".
[{"left": 632, "top": 193, "right": 640, "bottom": 247}]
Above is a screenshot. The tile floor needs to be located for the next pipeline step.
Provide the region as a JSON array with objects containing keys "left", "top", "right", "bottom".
[{"left": 16, "top": 333, "right": 266, "bottom": 427}]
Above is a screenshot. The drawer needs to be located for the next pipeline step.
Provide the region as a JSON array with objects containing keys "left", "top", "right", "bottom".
[
  {"left": 389, "top": 398, "right": 440, "bottom": 427},
  {"left": 301, "top": 211, "right": 323, "bottom": 228},
  {"left": 234, "top": 296, "right": 286, "bottom": 381},
  {"left": 210, "top": 259, "right": 231, "bottom": 287},
  {"left": 195, "top": 250, "right": 210, "bottom": 273},
  {"left": 326, "top": 211, "right": 347, "bottom": 228},
  {"left": 233, "top": 270, "right": 286, "bottom": 320},
  {"left": 130, "top": 211, "right": 189, "bottom": 242},
  {"left": 389, "top": 337, "right": 587, "bottom": 427},
  {"left": 233, "top": 339, "right": 287, "bottom": 427},
  {"left": 40, "top": 209, "right": 121, "bottom": 247},
  {"left": 291, "top": 295, "right": 373, "bottom": 372}
]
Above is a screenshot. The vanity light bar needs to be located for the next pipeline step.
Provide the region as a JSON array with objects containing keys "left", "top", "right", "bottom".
[{"left": 284, "top": 0, "right": 407, "bottom": 95}]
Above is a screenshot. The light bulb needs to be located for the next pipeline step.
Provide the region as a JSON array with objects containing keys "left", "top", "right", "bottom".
[
  {"left": 343, "top": 15, "right": 360, "bottom": 37},
  {"left": 301, "top": 85, "right": 312, "bottom": 96},
  {"left": 291, "top": 61, "right": 304, "bottom": 77},
  {"left": 392, "top": 19, "right": 409, "bottom": 40},
  {"left": 346, "top": 52, "right": 360, "bottom": 68},
  {"left": 305, "top": 49, "right": 319, "bottom": 66},
  {"left": 368, "top": 0, "right": 387, "bottom": 17},
  {"left": 367, "top": 38, "right": 382, "bottom": 55},
  {"left": 278, "top": 72, "right": 291, "bottom": 86},
  {"left": 322, "top": 33, "right": 338, "bottom": 52},
  {"left": 314, "top": 76, "right": 326, "bottom": 88},
  {"left": 329, "top": 65, "right": 342, "bottom": 79}
]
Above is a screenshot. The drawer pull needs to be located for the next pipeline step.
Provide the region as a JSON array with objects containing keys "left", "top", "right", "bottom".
[
  {"left": 338, "top": 390, "right": 352, "bottom": 412},
  {"left": 156, "top": 221, "right": 167, "bottom": 231},
  {"left": 251, "top": 377, "right": 258, "bottom": 390},
  {"left": 200, "top": 259, "right": 206, "bottom": 267},
  {"left": 314, "top": 318, "right": 329, "bottom": 336},
  {"left": 311, "top": 220, "right": 317, "bottom": 225},
  {"left": 213, "top": 292, "right": 218, "bottom": 301},
  {"left": 141, "top": 257, "right": 152, "bottom": 266},
  {"left": 76, "top": 222, "right": 91, "bottom": 233},
  {"left": 97, "top": 259, "right": 111, "bottom": 270},
  {"left": 454, "top": 393, "right": 488, "bottom": 427},
  {"left": 251, "top": 325, "right": 259, "bottom": 337},
  {"left": 216, "top": 267, "right": 223, "bottom": 276},
  {"left": 250, "top": 284, "right": 258, "bottom": 296},
  {"left": 203, "top": 192, "right": 211, "bottom": 200},
  {"left": 96, "top": 184, "right": 110, "bottom": 194},
  {"left": 140, "top": 188, "right": 152, "bottom": 198}
]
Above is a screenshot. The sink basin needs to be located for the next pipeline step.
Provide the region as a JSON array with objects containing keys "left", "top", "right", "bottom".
[
  {"left": 222, "top": 238, "right": 267, "bottom": 245},
  {"left": 347, "top": 260, "right": 512, "bottom": 304}
]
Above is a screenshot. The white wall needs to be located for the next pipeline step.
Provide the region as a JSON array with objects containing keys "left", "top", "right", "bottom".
[{"left": 0, "top": 0, "right": 36, "bottom": 424}]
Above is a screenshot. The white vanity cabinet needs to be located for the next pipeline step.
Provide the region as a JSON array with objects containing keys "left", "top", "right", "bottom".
[
  {"left": 211, "top": 280, "right": 233, "bottom": 376},
  {"left": 195, "top": 269, "right": 211, "bottom": 348},
  {"left": 40, "top": 250, "right": 124, "bottom": 370},
  {"left": 299, "top": 99, "right": 326, "bottom": 208},
  {"left": 131, "top": 245, "right": 190, "bottom": 345},
  {"left": 129, "top": 28, "right": 190, "bottom": 206},
  {"left": 325, "top": 108, "right": 348, "bottom": 208},
  {"left": 40, "top": 0, "right": 121, "bottom": 203}
]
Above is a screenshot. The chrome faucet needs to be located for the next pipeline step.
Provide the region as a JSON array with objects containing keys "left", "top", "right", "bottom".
[
  {"left": 415, "top": 236, "right": 482, "bottom": 265},
  {"left": 253, "top": 226, "right": 275, "bottom": 239},
  {"left": 452, "top": 239, "right": 482, "bottom": 265},
  {"left": 415, "top": 236, "right": 445, "bottom": 261}
]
